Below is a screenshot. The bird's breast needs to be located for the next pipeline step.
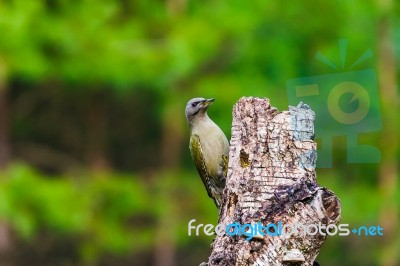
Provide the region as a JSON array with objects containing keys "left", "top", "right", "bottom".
[{"left": 192, "top": 121, "right": 229, "bottom": 177}]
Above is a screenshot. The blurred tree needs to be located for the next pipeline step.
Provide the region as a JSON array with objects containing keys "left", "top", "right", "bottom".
[{"left": 376, "top": 0, "right": 399, "bottom": 265}]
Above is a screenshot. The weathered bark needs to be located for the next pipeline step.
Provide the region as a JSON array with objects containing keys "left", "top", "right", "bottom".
[{"left": 209, "top": 97, "right": 341, "bottom": 266}]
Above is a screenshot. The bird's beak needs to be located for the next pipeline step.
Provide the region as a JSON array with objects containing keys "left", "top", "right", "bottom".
[{"left": 203, "top": 98, "right": 215, "bottom": 108}]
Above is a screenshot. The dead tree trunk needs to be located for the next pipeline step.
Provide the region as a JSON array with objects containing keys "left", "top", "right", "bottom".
[{"left": 208, "top": 97, "right": 341, "bottom": 266}]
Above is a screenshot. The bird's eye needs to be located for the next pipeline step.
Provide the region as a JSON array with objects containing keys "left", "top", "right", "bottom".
[{"left": 191, "top": 102, "right": 198, "bottom": 107}]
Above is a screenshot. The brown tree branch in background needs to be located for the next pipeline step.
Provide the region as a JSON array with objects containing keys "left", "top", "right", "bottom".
[
  {"left": 0, "top": 57, "right": 12, "bottom": 266},
  {"left": 0, "top": 89, "right": 10, "bottom": 169},
  {"left": 209, "top": 97, "right": 341, "bottom": 266},
  {"left": 85, "top": 90, "right": 111, "bottom": 171},
  {"left": 376, "top": 1, "right": 399, "bottom": 265},
  {"left": 14, "top": 142, "right": 82, "bottom": 172}
]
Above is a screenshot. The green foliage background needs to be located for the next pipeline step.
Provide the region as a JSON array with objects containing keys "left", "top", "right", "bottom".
[{"left": 0, "top": 0, "right": 398, "bottom": 265}]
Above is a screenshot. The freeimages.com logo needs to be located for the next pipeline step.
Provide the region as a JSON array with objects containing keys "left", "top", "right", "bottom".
[{"left": 287, "top": 39, "right": 382, "bottom": 168}]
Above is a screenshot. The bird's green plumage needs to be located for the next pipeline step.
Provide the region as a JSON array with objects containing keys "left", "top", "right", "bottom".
[
  {"left": 189, "top": 134, "right": 226, "bottom": 207},
  {"left": 189, "top": 134, "right": 213, "bottom": 198}
]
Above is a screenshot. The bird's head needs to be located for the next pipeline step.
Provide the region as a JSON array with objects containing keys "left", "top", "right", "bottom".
[{"left": 185, "top": 97, "right": 215, "bottom": 122}]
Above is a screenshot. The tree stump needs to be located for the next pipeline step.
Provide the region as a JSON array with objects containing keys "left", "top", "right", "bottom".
[{"left": 208, "top": 97, "right": 341, "bottom": 266}]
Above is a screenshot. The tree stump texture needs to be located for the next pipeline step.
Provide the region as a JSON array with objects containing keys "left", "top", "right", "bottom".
[{"left": 208, "top": 97, "right": 341, "bottom": 266}]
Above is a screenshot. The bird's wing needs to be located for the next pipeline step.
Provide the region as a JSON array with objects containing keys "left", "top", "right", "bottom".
[{"left": 189, "top": 134, "right": 213, "bottom": 198}]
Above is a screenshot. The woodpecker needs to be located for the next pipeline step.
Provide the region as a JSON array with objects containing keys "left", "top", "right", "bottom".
[{"left": 185, "top": 97, "right": 229, "bottom": 209}]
